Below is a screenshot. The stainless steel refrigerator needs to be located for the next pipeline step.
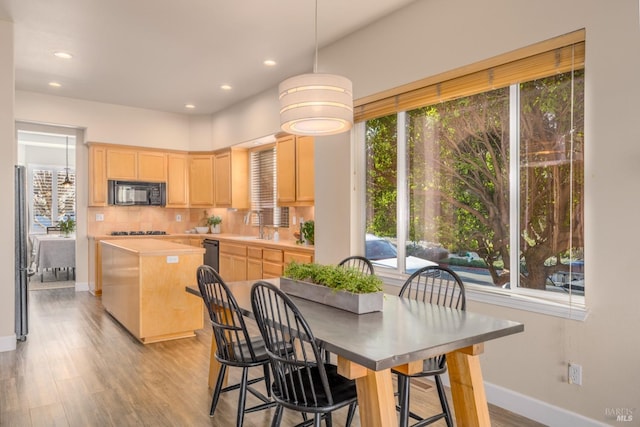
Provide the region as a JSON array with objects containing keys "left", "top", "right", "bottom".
[{"left": 15, "top": 165, "right": 29, "bottom": 341}]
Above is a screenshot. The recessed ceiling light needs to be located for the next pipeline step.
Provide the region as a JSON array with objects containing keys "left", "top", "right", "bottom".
[
  {"left": 263, "top": 59, "right": 276, "bottom": 66},
  {"left": 48, "top": 82, "right": 62, "bottom": 88},
  {"left": 54, "top": 51, "right": 73, "bottom": 59},
  {"left": 185, "top": 104, "right": 196, "bottom": 109},
  {"left": 220, "top": 84, "right": 232, "bottom": 91}
]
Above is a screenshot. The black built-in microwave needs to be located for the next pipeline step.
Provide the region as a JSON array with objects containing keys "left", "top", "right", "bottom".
[{"left": 107, "top": 180, "right": 166, "bottom": 206}]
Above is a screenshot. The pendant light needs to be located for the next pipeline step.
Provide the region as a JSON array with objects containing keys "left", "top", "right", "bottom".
[
  {"left": 278, "top": 0, "right": 353, "bottom": 136},
  {"left": 62, "top": 136, "right": 72, "bottom": 187}
]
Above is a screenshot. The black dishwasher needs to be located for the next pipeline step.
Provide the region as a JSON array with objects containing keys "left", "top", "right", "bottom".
[{"left": 203, "top": 239, "right": 220, "bottom": 272}]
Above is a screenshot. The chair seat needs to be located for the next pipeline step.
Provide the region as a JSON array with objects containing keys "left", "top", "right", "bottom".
[
  {"left": 226, "top": 336, "right": 270, "bottom": 364},
  {"left": 272, "top": 363, "right": 358, "bottom": 410}
]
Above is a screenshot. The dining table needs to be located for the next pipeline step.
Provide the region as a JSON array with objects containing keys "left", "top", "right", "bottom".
[
  {"left": 186, "top": 278, "right": 524, "bottom": 427},
  {"left": 30, "top": 233, "right": 76, "bottom": 281}
]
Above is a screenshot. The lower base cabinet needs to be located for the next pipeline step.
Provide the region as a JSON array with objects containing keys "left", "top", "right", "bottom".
[
  {"left": 219, "top": 242, "right": 248, "bottom": 282},
  {"left": 219, "top": 241, "right": 313, "bottom": 281}
]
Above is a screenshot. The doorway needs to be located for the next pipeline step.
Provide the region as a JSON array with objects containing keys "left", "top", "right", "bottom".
[{"left": 17, "top": 124, "right": 78, "bottom": 289}]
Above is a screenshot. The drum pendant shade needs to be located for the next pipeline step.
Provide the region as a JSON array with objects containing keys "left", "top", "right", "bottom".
[{"left": 279, "top": 73, "right": 353, "bottom": 136}]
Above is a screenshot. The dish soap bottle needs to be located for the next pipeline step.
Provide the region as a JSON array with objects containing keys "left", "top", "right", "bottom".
[{"left": 273, "top": 227, "right": 279, "bottom": 242}]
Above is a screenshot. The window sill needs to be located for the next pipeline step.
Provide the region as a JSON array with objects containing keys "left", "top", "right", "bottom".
[{"left": 376, "top": 270, "right": 588, "bottom": 321}]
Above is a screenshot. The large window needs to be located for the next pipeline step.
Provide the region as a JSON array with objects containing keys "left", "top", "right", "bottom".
[{"left": 362, "top": 32, "right": 584, "bottom": 300}]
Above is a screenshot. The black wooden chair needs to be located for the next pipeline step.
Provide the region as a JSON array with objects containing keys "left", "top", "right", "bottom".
[
  {"left": 394, "top": 265, "right": 466, "bottom": 427},
  {"left": 250, "top": 280, "right": 358, "bottom": 427},
  {"left": 196, "top": 265, "right": 275, "bottom": 426},
  {"left": 338, "top": 255, "right": 375, "bottom": 275}
]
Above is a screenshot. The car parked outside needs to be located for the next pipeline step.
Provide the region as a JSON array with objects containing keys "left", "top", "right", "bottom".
[{"left": 365, "top": 234, "right": 438, "bottom": 274}]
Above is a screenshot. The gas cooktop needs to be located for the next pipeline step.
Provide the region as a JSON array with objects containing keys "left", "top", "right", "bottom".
[{"left": 110, "top": 230, "right": 168, "bottom": 236}]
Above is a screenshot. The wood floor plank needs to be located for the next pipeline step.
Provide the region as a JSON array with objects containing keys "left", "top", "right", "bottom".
[
  {"left": 0, "top": 288, "right": 545, "bottom": 427},
  {"left": 29, "top": 402, "right": 68, "bottom": 427}
]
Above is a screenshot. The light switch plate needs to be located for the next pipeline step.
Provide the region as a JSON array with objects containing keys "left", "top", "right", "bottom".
[
  {"left": 166, "top": 255, "right": 179, "bottom": 264},
  {"left": 96, "top": 213, "right": 104, "bottom": 221}
]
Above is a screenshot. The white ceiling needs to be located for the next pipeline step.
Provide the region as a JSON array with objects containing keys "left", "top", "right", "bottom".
[{"left": 1, "top": 0, "right": 416, "bottom": 115}]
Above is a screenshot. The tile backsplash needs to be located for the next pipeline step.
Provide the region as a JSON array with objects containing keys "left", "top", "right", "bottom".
[{"left": 87, "top": 205, "right": 314, "bottom": 241}]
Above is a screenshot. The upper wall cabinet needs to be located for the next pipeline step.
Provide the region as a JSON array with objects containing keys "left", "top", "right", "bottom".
[
  {"left": 276, "top": 134, "right": 314, "bottom": 206},
  {"left": 89, "top": 145, "right": 108, "bottom": 206},
  {"left": 138, "top": 151, "right": 167, "bottom": 182},
  {"left": 166, "top": 153, "right": 189, "bottom": 208},
  {"left": 214, "top": 148, "right": 249, "bottom": 209},
  {"left": 188, "top": 154, "right": 215, "bottom": 207},
  {"left": 106, "top": 147, "right": 167, "bottom": 182}
]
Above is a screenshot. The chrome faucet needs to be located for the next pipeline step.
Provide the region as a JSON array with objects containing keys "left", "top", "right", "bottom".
[{"left": 245, "top": 210, "right": 265, "bottom": 239}]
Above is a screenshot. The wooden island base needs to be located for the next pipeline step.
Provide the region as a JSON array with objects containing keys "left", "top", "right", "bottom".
[{"left": 101, "top": 239, "right": 205, "bottom": 344}]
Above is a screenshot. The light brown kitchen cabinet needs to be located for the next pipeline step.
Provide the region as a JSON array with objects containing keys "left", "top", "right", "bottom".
[
  {"left": 276, "top": 134, "right": 314, "bottom": 205},
  {"left": 188, "top": 154, "right": 214, "bottom": 206},
  {"left": 106, "top": 147, "right": 166, "bottom": 182},
  {"left": 166, "top": 153, "right": 189, "bottom": 207},
  {"left": 214, "top": 148, "right": 249, "bottom": 208},
  {"left": 247, "top": 246, "right": 263, "bottom": 280},
  {"left": 217, "top": 238, "right": 313, "bottom": 281},
  {"left": 284, "top": 251, "right": 314, "bottom": 265},
  {"left": 137, "top": 151, "right": 167, "bottom": 182},
  {"left": 262, "top": 248, "right": 284, "bottom": 278},
  {"left": 106, "top": 148, "right": 137, "bottom": 180},
  {"left": 219, "top": 242, "right": 247, "bottom": 282},
  {"left": 89, "top": 145, "right": 108, "bottom": 206}
]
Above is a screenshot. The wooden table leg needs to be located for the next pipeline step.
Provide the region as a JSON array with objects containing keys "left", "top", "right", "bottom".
[
  {"left": 206, "top": 305, "right": 231, "bottom": 389},
  {"left": 208, "top": 336, "right": 228, "bottom": 389},
  {"left": 337, "top": 356, "right": 398, "bottom": 427},
  {"left": 446, "top": 343, "right": 491, "bottom": 427}
]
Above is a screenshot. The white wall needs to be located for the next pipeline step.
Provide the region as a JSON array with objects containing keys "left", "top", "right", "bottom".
[
  {"left": 15, "top": 91, "right": 192, "bottom": 150},
  {"left": 0, "top": 20, "right": 15, "bottom": 350},
  {"left": 210, "top": 87, "right": 281, "bottom": 147}
]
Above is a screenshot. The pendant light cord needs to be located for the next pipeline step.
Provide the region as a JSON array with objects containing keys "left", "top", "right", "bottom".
[{"left": 314, "top": 0, "right": 318, "bottom": 73}]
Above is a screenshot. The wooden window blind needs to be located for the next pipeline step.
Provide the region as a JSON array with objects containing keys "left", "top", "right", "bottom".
[
  {"left": 57, "top": 172, "right": 76, "bottom": 217},
  {"left": 354, "top": 29, "right": 585, "bottom": 122},
  {"left": 250, "top": 146, "right": 289, "bottom": 227}
]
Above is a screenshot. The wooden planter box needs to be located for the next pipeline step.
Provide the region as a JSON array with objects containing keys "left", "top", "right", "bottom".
[{"left": 280, "top": 277, "right": 383, "bottom": 314}]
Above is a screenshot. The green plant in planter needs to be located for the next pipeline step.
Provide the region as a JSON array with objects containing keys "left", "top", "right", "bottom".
[
  {"left": 301, "top": 220, "right": 314, "bottom": 245},
  {"left": 58, "top": 216, "right": 76, "bottom": 236},
  {"left": 207, "top": 215, "right": 222, "bottom": 227},
  {"left": 284, "top": 262, "right": 383, "bottom": 294}
]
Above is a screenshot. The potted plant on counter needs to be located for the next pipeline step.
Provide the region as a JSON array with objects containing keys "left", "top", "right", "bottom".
[
  {"left": 207, "top": 215, "right": 222, "bottom": 234},
  {"left": 58, "top": 215, "right": 76, "bottom": 237},
  {"left": 280, "top": 262, "right": 383, "bottom": 314},
  {"left": 301, "top": 220, "right": 314, "bottom": 245}
]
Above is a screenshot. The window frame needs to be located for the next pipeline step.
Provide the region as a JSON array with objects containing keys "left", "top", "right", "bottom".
[{"left": 356, "top": 31, "right": 587, "bottom": 320}]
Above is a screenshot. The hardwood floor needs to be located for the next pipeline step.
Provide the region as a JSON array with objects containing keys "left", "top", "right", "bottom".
[{"left": 0, "top": 289, "right": 545, "bottom": 426}]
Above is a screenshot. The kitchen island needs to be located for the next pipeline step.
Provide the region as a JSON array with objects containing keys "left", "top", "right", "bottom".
[{"left": 100, "top": 238, "right": 205, "bottom": 344}]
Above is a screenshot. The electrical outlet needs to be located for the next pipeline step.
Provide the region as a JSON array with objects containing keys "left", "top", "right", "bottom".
[
  {"left": 292, "top": 216, "right": 296, "bottom": 225},
  {"left": 568, "top": 363, "right": 582, "bottom": 385},
  {"left": 95, "top": 213, "right": 104, "bottom": 221},
  {"left": 176, "top": 214, "right": 182, "bottom": 222}
]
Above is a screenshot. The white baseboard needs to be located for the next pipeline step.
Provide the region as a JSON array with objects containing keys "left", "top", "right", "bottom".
[
  {"left": 75, "top": 281, "right": 89, "bottom": 292},
  {"left": 440, "top": 373, "right": 609, "bottom": 426},
  {"left": 484, "top": 381, "right": 610, "bottom": 427},
  {"left": 0, "top": 334, "right": 17, "bottom": 352}
]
